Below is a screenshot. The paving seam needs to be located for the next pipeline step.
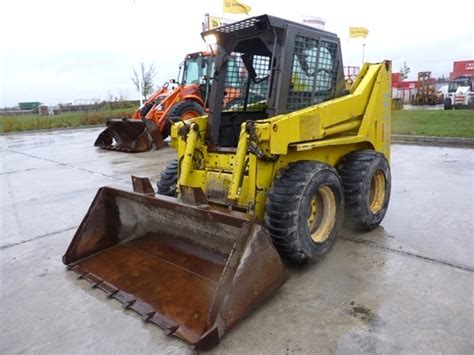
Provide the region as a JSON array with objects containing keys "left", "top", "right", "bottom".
[
  {"left": 0, "top": 167, "right": 37, "bottom": 175},
  {"left": 0, "top": 226, "right": 79, "bottom": 250},
  {"left": 3, "top": 148, "right": 128, "bottom": 184},
  {"left": 341, "top": 236, "right": 474, "bottom": 273}
]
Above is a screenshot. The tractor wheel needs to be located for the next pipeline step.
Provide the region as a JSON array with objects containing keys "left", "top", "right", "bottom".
[
  {"left": 162, "top": 101, "right": 205, "bottom": 139},
  {"left": 468, "top": 97, "right": 474, "bottom": 108},
  {"left": 156, "top": 159, "right": 178, "bottom": 197},
  {"left": 264, "top": 161, "right": 344, "bottom": 264},
  {"left": 168, "top": 101, "right": 204, "bottom": 121},
  {"left": 338, "top": 150, "right": 391, "bottom": 231},
  {"left": 444, "top": 98, "right": 453, "bottom": 110}
]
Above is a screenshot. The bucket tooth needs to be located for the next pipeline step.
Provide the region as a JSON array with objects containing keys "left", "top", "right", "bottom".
[
  {"left": 111, "top": 290, "right": 136, "bottom": 305},
  {"left": 164, "top": 325, "right": 179, "bottom": 336},
  {"left": 129, "top": 300, "right": 155, "bottom": 318},
  {"left": 124, "top": 300, "right": 137, "bottom": 310},
  {"left": 96, "top": 281, "right": 118, "bottom": 297},
  {"left": 82, "top": 273, "right": 103, "bottom": 287},
  {"left": 148, "top": 313, "right": 178, "bottom": 331}
]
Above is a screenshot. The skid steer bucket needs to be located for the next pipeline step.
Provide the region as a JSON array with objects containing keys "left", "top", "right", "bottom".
[
  {"left": 63, "top": 186, "right": 287, "bottom": 350},
  {"left": 94, "top": 118, "right": 165, "bottom": 152}
]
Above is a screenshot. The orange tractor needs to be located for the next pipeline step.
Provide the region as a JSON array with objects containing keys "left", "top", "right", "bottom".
[{"left": 94, "top": 52, "right": 212, "bottom": 152}]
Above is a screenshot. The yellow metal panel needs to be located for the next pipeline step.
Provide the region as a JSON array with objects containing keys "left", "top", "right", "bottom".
[
  {"left": 206, "top": 153, "right": 235, "bottom": 171},
  {"left": 292, "top": 135, "right": 366, "bottom": 152},
  {"left": 256, "top": 64, "right": 382, "bottom": 155}
]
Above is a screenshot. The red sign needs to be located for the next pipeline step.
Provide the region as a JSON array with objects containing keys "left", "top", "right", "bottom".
[
  {"left": 394, "top": 80, "right": 418, "bottom": 90},
  {"left": 450, "top": 60, "right": 474, "bottom": 79}
]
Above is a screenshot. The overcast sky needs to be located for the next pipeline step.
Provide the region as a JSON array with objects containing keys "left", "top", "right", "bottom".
[{"left": 1, "top": 0, "right": 473, "bottom": 107}]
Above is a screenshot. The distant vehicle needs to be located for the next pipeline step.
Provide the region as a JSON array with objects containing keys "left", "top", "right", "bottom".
[
  {"left": 444, "top": 76, "right": 474, "bottom": 109},
  {"left": 438, "top": 84, "right": 448, "bottom": 97},
  {"left": 94, "top": 52, "right": 213, "bottom": 152}
]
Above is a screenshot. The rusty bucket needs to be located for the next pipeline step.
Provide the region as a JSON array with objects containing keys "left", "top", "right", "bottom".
[
  {"left": 63, "top": 186, "right": 287, "bottom": 350},
  {"left": 94, "top": 118, "right": 164, "bottom": 152}
]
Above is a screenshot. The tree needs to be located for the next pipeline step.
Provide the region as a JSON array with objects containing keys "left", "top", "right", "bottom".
[
  {"left": 400, "top": 62, "right": 410, "bottom": 81},
  {"left": 132, "top": 62, "right": 156, "bottom": 100}
]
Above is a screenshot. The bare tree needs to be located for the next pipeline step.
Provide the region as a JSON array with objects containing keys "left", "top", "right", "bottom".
[
  {"left": 400, "top": 62, "right": 411, "bottom": 81},
  {"left": 132, "top": 62, "right": 156, "bottom": 100}
]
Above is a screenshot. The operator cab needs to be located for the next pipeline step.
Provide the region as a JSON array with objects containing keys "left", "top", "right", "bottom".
[
  {"left": 448, "top": 76, "right": 472, "bottom": 93},
  {"left": 202, "top": 15, "right": 345, "bottom": 148},
  {"left": 180, "top": 52, "right": 211, "bottom": 85}
]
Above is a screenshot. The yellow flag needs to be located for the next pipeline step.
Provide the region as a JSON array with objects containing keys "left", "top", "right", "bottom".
[
  {"left": 223, "top": 0, "right": 251, "bottom": 14},
  {"left": 349, "top": 27, "right": 369, "bottom": 38},
  {"left": 209, "top": 16, "right": 221, "bottom": 30}
]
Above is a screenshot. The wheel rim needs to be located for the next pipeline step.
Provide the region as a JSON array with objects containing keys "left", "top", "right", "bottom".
[
  {"left": 307, "top": 186, "right": 337, "bottom": 243},
  {"left": 181, "top": 110, "right": 201, "bottom": 120},
  {"left": 369, "top": 170, "right": 386, "bottom": 214}
]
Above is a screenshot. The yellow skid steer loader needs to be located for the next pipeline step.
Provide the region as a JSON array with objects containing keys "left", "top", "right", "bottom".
[{"left": 64, "top": 15, "right": 392, "bottom": 350}]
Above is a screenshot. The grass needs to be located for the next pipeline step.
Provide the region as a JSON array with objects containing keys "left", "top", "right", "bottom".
[
  {"left": 1, "top": 106, "right": 473, "bottom": 138},
  {"left": 392, "top": 109, "right": 474, "bottom": 138},
  {"left": 0, "top": 107, "right": 136, "bottom": 133}
]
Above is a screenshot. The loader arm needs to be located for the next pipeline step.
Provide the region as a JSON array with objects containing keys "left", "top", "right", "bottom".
[{"left": 252, "top": 61, "right": 391, "bottom": 158}]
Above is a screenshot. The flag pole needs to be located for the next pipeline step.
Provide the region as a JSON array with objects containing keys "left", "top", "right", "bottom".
[{"left": 362, "top": 43, "right": 366, "bottom": 65}]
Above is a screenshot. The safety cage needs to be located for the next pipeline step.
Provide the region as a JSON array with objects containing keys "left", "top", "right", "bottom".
[{"left": 202, "top": 15, "right": 344, "bottom": 147}]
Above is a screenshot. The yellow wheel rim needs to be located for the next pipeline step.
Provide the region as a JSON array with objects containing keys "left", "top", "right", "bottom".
[
  {"left": 369, "top": 170, "right": 386, "bottom": 214},
  {"left": 307, "top": 186, "right": 337, "bottom": 243}
]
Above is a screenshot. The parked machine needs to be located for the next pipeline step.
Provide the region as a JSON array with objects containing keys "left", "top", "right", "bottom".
[
  {"left": 63, "top": 15, "right": 392, "bottom": 350},
  {"left": 444, "top": 76, "right": 474, "bottom": 109},
  {"left": 413, "top": 71, "right": 443, "bottom": 105},
  {"left": 94, "top": 52, "right": 212, "bottom": 152}
]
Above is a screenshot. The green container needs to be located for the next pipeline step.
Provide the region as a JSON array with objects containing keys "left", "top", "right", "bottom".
[{"left": 18, "top": 102, "right": 41, "bottom": 110}]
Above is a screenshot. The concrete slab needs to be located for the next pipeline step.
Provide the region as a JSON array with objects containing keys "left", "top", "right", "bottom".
[
  {"left": 1, "top": 230, "right": 472, "bottom": 354},
  {"left": 1, "top": 128, "right": 473, "bottom": 354},
  {"left": 368, "top": 145, "right": 474, "bottom": 268}
]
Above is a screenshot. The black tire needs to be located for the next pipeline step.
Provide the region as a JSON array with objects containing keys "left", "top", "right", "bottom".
[
  {"left": 468, "top": 97, "right": 474, "bottom": 108},
  {"left": 264, "top": 161, "right": 345, "bottom": 264},
  {"left": 168, "top": 100, "right": 204, "bottom": 121},
  {"left": 338, "top": 150, "right": 391, "bottom": 231},
  {"left": 444, "top": 98, "right": 452, "bottom": 110},
  {"left": 156, "top": 159, "right": 178, "bottom": 197},
  {"left": 162, "top": 101, "right": 205, "bottom": 139},
  {"left": 139, "top": 102, "right": 154, "bottom": 118}
]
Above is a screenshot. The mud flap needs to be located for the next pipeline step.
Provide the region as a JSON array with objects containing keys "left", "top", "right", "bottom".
[
  {"left": 94, "top": 118, "right": 165, "bottom": 152},
  {"left": 63, "top": 187, "right": 287, "bottom": 350}
]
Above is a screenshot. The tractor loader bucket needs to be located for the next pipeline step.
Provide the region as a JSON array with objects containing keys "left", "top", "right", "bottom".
[
  {"left": 63, "top": 186, "right": 287, "bottom": 350},
  {"left": 94, "top": 118, "right": 165, "bottom": 152}
]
